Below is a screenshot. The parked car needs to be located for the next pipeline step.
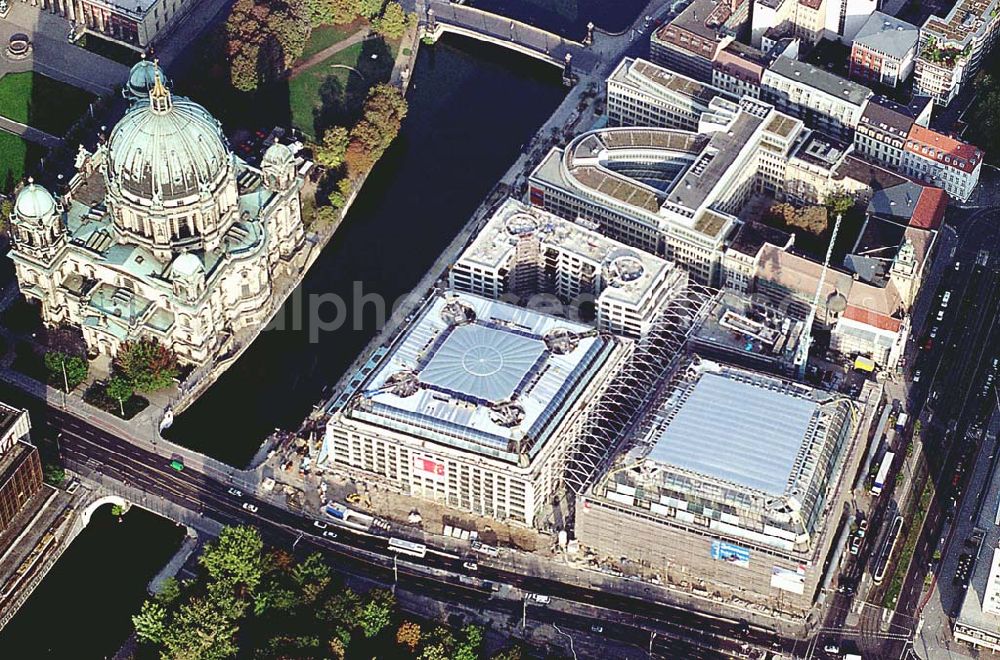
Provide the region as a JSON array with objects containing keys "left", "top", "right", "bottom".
[
  {"left": 322, "top": 530, "right": 338, "bottom": 539},
  {"left": 242, "top": 503, "right": 259, "bottom": 513},
  {"left": 849, "top": 536, "right": 862, "bottom": 555},
  {"left": 227, "top": 488, "right": 243, "bottom": 497},
  {"left": 462, "top": 561, "right": 479, "bottom": 571},
  {"left": 530, "top": 594, "right": 551, "bottom": 604},
  {"left": 857, "top": 520, "right": 869, "bottom": 538},
  {"left": 314, "top": 520, "right": 328, "bottom": 530},
  {"left": 913, "top": 370, "right": 922, "bottom": 383}
]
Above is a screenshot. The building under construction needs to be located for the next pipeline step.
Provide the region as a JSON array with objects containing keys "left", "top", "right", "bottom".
[{"left": 576, "top": 357, "right": 872, "bottom": 616}]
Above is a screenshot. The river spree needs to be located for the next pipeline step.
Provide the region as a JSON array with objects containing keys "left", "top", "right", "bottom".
[
  {"left": 167, "top": 36, "right": 568, "bottom": 465},
  {"left": 0, "top": 506, "right": 183, "bottom": 657}
]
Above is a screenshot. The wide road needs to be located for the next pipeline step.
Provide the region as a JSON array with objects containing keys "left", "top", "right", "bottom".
[{"left": 40, "top": 405, "right": 788, "bottom": 659}]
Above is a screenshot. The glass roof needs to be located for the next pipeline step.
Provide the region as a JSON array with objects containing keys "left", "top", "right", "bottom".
[
  {"left": 648, "top": 372, "right": 818, "bottom": 494},
  {"left": 420, "top": 324, "right": 546, "bottom": 403}
]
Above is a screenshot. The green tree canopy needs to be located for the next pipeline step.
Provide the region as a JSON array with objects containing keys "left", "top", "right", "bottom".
[
  {"left": 825, "top": 191, "right": 855, "bottom": 217},
  {"left": 42, "top": 464, "right": 66, "bottom": 486},
  {"left": 113, "top": 337, "right": 179, "bottom": 393},
  {"left": 132, "top": 599, "right": 168, "bottom": 645},
  {"left": 156, "top": 576, "right": 182, "bottom": 606},
  {"left": 44, "top": 351, "right": 88, "bottom": 390},
  {"left": 106, "top": 375, "right": 134, "bottom": 417},
  {"left": 199, "top": 525, "right": 266, "bottom": 594},
  {"left": 161, "top": 596, "right": 240, "bottom": 660},
  {"left": 224, "top": 0, "right": 311, "bottom": 91},
  {"left": 315, "top": 125, "right": 350, "bottom": 169},
  {"left": 358, "top": 0, "right": 384, "bottom": 19},
  {"left": 358, "top": 588, "right": 395, "bottom": 638},
  {"left": 374, "top": 2, "right": 408, "bottom": 38}
]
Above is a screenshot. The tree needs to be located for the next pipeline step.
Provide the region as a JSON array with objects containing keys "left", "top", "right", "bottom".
[
  {"left": 291, "top": 552, "right": 331, "bottom": 603},
  {"left": 111, "top": 503, "right": 127, "bottom": 521},
  {"left": 315, "top": 126, "right": 350, "bottom": 169},
  {"left": 44, "top": 351, "right": 89, "bottom": 391},
  {"left": 358, "top": 0, "right": 384, "bottom": 19},
  {"left": 327, "top": 637, "right": 347, "bottom": 660},
  {"left": 0, "top": 198, "right": 11, "bottom": 234},
  {"left": 199, "top": 525, "right": 265, "bottom": 594},
  {"left": 223, "top": 0, "right": 311, "bottom": 91},
  {"left": 491, "top": 645, "right": 525, "bottom": 660},
  {"left": 374, "top": 1, "right": 408, "bottom": 38},
  {"left": 106, "top": 375, "right": 134, "bottom": 417},
  {"left": 787, "top": 205, "right": 829, "bottom": 235},
  {"left": 454, "top": 624, "right": 484, "bottom": 660},
  {"left": 113, "top": 337, "right": 179, "bottom": 393},
  {"left": 161, "top": 597, "right": 240, "bottom": 660},
  {"left": 132, "top": 599, "right": 168, "bottom": 645},
  {"left": 396, "top": 620, "right": 421, "bottom": 651},
  {"left": 42, "top": 464, "right": 65, "bottom": 485},
  {"left": 418, "top": 625, "right": 456, "bottom": 660},
  {"left": 156, "top": 576, "right": 182, "bottom": 606},
  {"left": 825, "top": 191, "right": 855, "bottom": 217},
  {"left": 358, "top": 588, "right": 395, "bottom": 638},
  {"left": 346, "top": 84, "right": 408, "bottom": 176}
]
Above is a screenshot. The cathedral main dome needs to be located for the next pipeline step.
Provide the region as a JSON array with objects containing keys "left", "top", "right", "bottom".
[{"left": 106, "top": 75, "right": 232, "bottom": 203}]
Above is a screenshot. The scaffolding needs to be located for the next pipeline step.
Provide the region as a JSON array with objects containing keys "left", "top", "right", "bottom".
[{"left": 562, "top": 283, "right": 718, "bottom": 494}]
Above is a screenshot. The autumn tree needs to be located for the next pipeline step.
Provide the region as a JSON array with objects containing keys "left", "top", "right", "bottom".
[
  {"left": 113, "top": 337, "right": 178, "bottom": 392},
  {"left": 358, "top": 0, "right": 384, "bottom": 19},
  {"left": 787, "top": 205, "right": 829, "bottom": 235},
  {"left": 223, "top": 0, "right": 310, "bottom": 91},
  {"left": 307, "top": 0, "right": 358, "bottom": 26},
  {"left": 345, "top": 84, "right": 408, "bottom": 176},
  {"left": 374, "top": 1, "right": 408, "bottom": 38},
  {"left": 396, "top": 620, "right": 422, "bottom": 652},
  {"left": 315, "top": 125, "right": 350, "bottom": 169}
]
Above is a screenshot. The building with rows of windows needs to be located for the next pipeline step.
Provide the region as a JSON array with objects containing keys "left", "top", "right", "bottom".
[
  {"left": 320, "top": 290, "right": 633, "bottom": 528},
  {"left": 448, "top": 198, "right": 688, "bottom": 337}
]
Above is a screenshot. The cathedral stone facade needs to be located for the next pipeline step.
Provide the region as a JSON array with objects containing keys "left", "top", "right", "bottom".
[{"left": 7, "top": 61, "right": 311, "bottom": 366}]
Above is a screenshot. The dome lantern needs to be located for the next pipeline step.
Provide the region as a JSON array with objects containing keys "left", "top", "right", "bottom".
[{"left": 149, "top": 61, "right": 172, "bottom": 114}]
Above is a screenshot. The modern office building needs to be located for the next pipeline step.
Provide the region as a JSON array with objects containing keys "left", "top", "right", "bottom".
[
  {"left": 528, "top": 98, "right": 805, "bottom": 285},
  {"left": 901, "top": 124, "right": 984, "bottom": 201},
  {"left": 853, "top": 95, "right": 932, "bottom": 170},
  {"left": 913, "top": 0, "right": 1000, "bottom": 105},
  {"left": 449, "top": 199, "right": 687, "bottom": 337},
  {"left": 320, "top": 290, "right": 632, "bottom": 528},
  {"left": 607, "top": 58, "right": 732, "bottom": 131},
  {"left": 577, "top": 358, "right": 866, "bottom": 615},
  {"left": 0, "top": 403, "right": 42, "bottom": 533},
  {"left": 761, "top": 56, "right": 873, "bottom": 141},
  {"left": 8, "top": 60, "right": 311, "bottom": 366},
  {"left": 649, "top": 0, "right": 749, "bottom": 82},
  {"left": 849, "top": 12, "right": 919, "bottom": 87}
]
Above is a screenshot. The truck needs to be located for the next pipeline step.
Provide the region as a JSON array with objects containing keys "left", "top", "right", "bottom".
[
  {"left": 895, "top": 412, "right": 908, "bottom": 431},
  {"left": 871, "top": 451, "right": 895, "bottom": 496}
]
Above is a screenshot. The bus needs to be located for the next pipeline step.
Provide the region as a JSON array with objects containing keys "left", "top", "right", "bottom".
[
  {"left": 871, "top": 451, "right": 895, "bottom": 496},
  {"left": 388, "top": 537, "right": 427, "bottom": 558},
  {"left": 169, "top": 459, "right": 184, "bottom": 472}
]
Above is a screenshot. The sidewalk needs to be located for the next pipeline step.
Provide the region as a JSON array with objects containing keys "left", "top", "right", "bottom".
[
  {"left": 0, "top": 4, "right": 128, "bottom": 94},
  {"left": 0, "top": 115, "right": 61, "bottom": 148}
]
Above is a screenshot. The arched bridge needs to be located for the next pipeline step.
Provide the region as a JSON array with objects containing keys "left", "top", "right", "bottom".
[{"left": 418, "top": 0, "right": 601, "bottom": 76}]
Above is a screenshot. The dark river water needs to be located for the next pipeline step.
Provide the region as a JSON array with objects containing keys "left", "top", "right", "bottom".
[
  {"left": 165, "top": 35, "right": 569, "bottom": 465},
  {"left": 0, "top": 506, "right": 183, "bottom": 658}
]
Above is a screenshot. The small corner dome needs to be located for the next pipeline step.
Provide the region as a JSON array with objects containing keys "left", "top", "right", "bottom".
[
  {"left": 125, "top": 57, "right": 165, "bottom": 101},
  {"left": 14, "top": 182, "right": 56, "bottom": 220},
  {"left": 169, "top": 252, "right": 204, "bottom": 278},
  {"left": 262, "top": 142, "right": 294, "bottom": 167}
]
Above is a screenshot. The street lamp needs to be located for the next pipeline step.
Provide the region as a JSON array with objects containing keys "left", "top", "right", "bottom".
[{"left": 552, "top": 624, "right": 578, "bottom": 660}]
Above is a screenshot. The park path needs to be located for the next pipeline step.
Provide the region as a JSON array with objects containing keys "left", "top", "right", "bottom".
[
  {"left": 288, "top": 28, "right": 373, "bottom": 77},
  {"left": 0, "top": 115, "right": 61, "bottom": 149}
]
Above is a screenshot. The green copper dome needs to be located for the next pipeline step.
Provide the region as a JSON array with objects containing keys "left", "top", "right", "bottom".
[
  {"left": 14, "top": 182, "right": 56, "bottom": 220},
  {"left": 106, "top": 80, "right": 232, "bottom": 203}
]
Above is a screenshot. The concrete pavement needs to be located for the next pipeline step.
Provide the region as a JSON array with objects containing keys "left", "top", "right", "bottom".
[{"left": 0, "top": 4, "right": 128, "bottom": 94}]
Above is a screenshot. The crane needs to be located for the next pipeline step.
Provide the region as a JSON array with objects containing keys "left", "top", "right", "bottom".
[{"left": 794, "top": 212, "right": 844, "bottom": 378}]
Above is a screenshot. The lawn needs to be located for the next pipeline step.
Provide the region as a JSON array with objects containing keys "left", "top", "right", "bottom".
[
  {"left": 0, "top": 132, "right": 44, "bottom": 192},
  {"left": 288, "top": 35, "right": 398, "bottom": 140},
  {"left": 0, "top": 72, "right": 96, "bottom": 136},
  {"left": 299, "top": 21, "right": 368, "bottom": 60}
]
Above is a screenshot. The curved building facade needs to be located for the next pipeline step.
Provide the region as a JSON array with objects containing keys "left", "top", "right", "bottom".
[{"left": 7, "top": 62, "right": 310, "bottom": 365}]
